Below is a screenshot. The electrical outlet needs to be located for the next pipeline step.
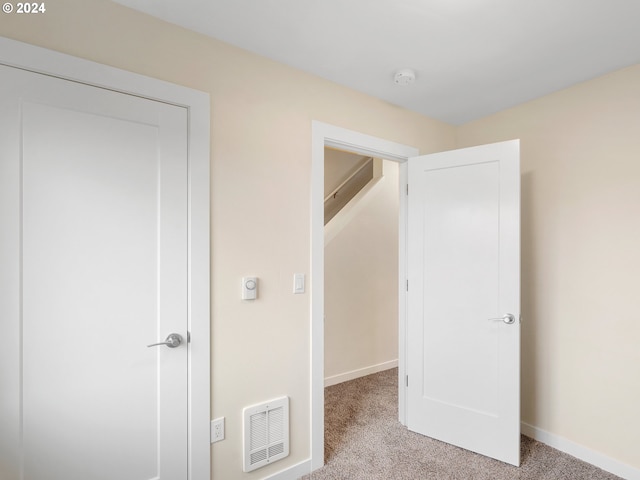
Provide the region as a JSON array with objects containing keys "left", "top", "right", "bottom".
[{"left": 211, "top": 417, "right": 225, "bottom": 443}]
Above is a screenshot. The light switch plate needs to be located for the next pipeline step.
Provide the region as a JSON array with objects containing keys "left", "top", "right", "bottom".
[{"left": 293, "top": 273, "right": 305, "bottom": 294}]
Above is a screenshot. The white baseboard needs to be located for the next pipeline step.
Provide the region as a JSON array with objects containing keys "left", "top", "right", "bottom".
[
  {"left": 324, "top": 360, "right": 398, "bottom": 387},
  {"left": 260, "top": 459, "right": 312, "bottom": 480},
  {"left": 521, "top": 422, "right": 640, "bottom": 480}
]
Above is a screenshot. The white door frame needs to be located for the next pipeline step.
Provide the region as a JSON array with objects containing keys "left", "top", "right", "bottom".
[
  {"left": 0, "top": 37, "right": 211, "bottom": 480},
  {"left": 310, "top": 121, "right": 418, "bottom": 470}
]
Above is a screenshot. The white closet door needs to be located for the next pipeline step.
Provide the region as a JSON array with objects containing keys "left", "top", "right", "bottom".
[{"left": 0, "top": 64, "right": 189, "bottom": 480}]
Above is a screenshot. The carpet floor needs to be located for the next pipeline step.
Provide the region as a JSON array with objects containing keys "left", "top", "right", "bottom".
[{"left": 301, "top": 368, "right": 622, "bottom": 480}]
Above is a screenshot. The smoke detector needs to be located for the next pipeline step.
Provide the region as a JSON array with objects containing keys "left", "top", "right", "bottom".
[{"left": 394, "top": 68, "right": 416, "bottom": 86}]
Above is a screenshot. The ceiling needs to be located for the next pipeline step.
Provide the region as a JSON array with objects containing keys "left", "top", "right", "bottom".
[{"left": 113, "top": 0, "right": 640, "bottom": 125}]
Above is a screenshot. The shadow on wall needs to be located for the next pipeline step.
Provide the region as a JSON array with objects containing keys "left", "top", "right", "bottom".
[{"left": 521, "top": 170, "right": 539, "bottom": 426}]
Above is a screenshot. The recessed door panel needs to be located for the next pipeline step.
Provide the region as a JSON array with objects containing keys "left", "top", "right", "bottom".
[{"left": 421, "top": 161, "right": 501, "bottom": 416}]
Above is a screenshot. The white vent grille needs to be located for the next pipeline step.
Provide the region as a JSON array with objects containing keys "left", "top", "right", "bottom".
[{"left": 243, "top": 396, "right": 289, "bottom": 472}]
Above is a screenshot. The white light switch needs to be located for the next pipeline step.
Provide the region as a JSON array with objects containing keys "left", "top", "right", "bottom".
[
  {"left": 293, "top": 273, "right": 305, "bottom": 294},
  {"left": 242, "top": 277, "right": 258, "bottom": 300}
]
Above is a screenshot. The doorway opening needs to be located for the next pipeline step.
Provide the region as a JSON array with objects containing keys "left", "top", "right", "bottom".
[
  {"left": 324, "top": 147, "right": 399, "bottom": 388},
  {"left": 323, "top": 146, "right": 400, "bottom": 465},
  {"left": 311, "top": 121, "right": 418, "bottom": 470}
]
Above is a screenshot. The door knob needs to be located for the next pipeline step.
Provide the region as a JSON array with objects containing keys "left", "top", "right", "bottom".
[
  {"left": 147, "top": 333, "right": 183, "bottom": 348},
  {"left": 488, "top": 313, "right": 516, "bottom": 325}
]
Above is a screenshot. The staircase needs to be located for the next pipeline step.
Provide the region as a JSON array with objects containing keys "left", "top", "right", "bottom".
[{"left": 324, "top": 149, "right": 383, "bottom": 227}]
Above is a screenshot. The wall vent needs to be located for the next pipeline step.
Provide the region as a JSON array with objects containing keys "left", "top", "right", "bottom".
[{"left": 242, "top": 396, "right": 289, "bottom": 472}]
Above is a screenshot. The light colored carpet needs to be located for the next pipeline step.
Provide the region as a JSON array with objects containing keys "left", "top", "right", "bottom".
[{"left": 301, "top": 368, "right": 622, "bottom": 480}]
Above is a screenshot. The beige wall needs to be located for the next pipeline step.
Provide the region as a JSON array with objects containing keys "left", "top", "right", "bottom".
[
  {"left": 457, "top": 64, "right": 640, "bottom": 469},
  {"left": 0, "top": 2, "right": 455, "bottom": 478},
  {"left": 325, "top": 160, "right": 399, "bottom": 382}
]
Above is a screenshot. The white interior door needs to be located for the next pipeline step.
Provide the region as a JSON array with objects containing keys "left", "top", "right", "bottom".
[
  {"left": 0, "top": 64, "right": 188, "bottom": 479},
  {"left": 406, "top": 140, "right": 520, "bottom": 466}
]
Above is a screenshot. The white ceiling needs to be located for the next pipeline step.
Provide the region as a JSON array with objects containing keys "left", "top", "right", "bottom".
[{"left": 113, "top": 0, "right": 640, "bottom": 125}]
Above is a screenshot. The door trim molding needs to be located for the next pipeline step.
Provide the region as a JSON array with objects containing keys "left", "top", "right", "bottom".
[
  {"left": 310, "top": 121, "right": 417, "bottom": 470},
  {"left": 0, "top": 37, "right": 211, "bottom": 480}
]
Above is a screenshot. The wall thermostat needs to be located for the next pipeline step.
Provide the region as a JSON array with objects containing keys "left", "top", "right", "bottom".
[{"left": 242, "top": 276, "right": 258, "bottom": 300}]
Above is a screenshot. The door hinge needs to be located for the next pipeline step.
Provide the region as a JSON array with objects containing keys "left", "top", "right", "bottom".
[
  {"left": 406, "top": 375, "right": 409, "bottom": 387},
  {"left": 406, "top": 184, "right": 409, "bottom": 195},
  {"left": 406, "top": 279, "right": 409, "bottom": 291}
]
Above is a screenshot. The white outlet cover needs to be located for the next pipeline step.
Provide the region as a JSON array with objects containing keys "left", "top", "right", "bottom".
[{"left": 211, "top": 417, "right": 225, "bottom": 443}]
